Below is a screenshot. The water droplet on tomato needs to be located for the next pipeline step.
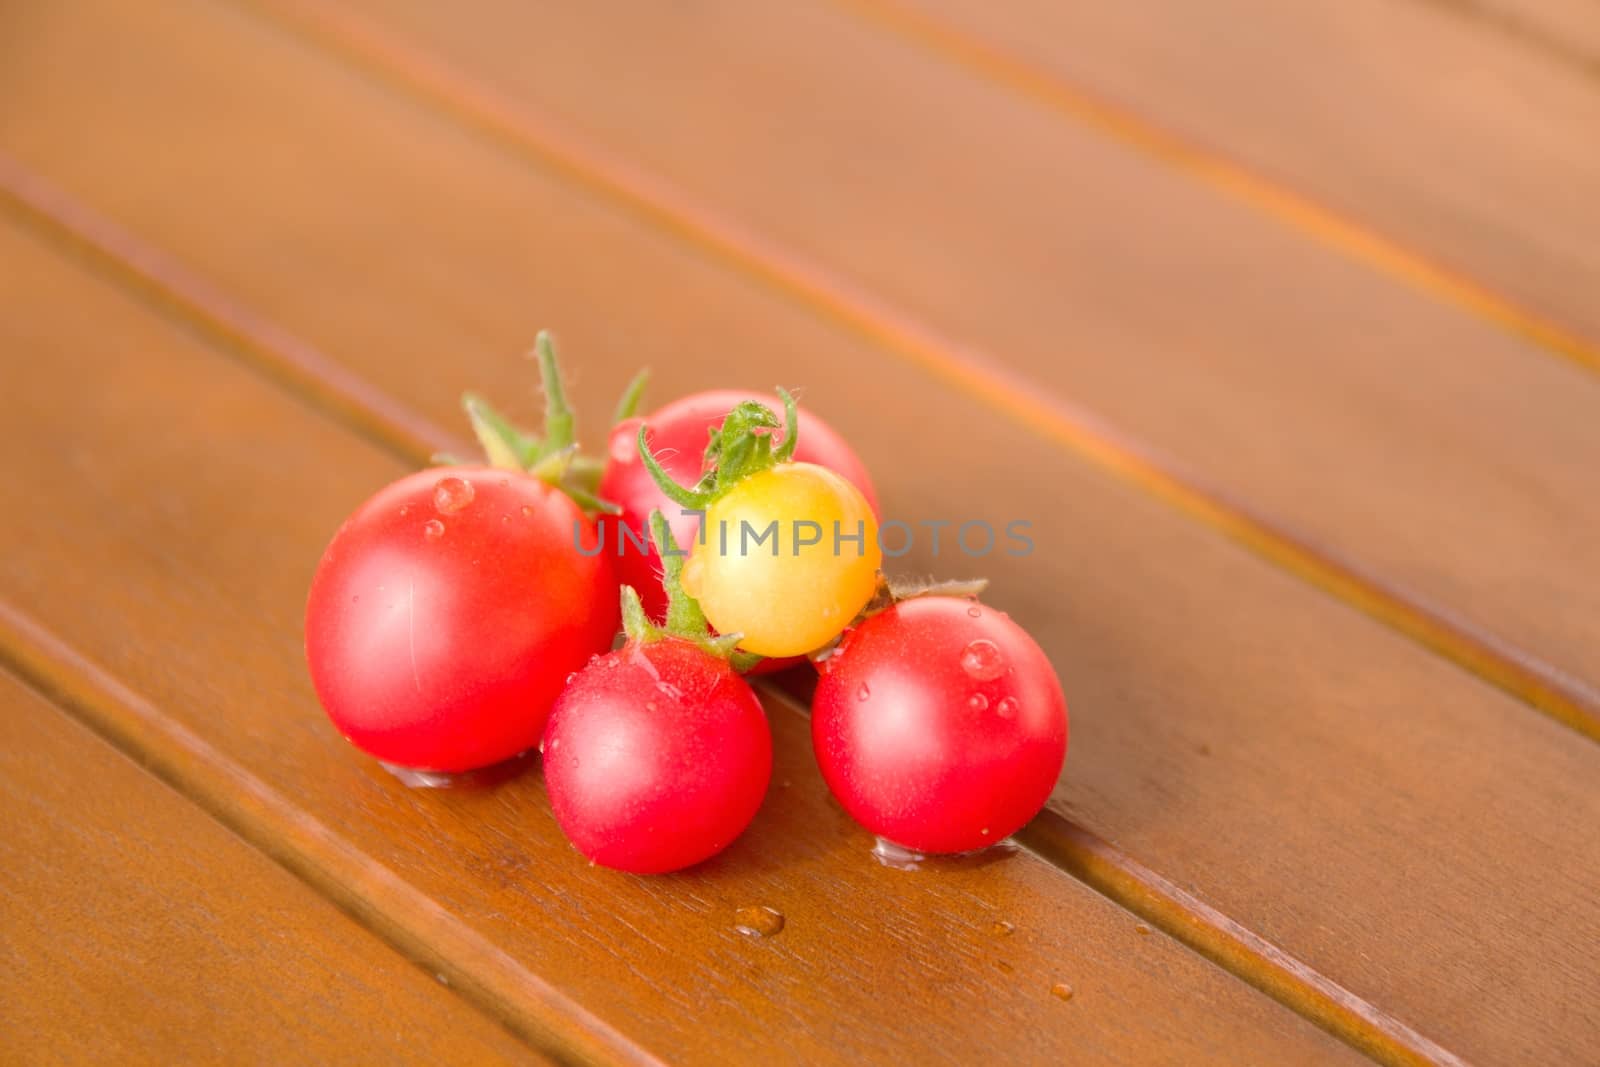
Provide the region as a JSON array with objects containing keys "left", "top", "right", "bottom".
[
  {"left": 537, "top": 740, "right": 545, "bottom": 754},
  {"left": 733, "top": 906, "right": 785, "bottom": 938},
  {"left": 398, "top": 504, "right": 413, "bottom": 518},
  {"left": 422, "top": 519, "right": 445, "bottom": 541},
  {"left": 967, "top": 693, "right": 989, "bottom": 712},
  {"left": 996, "top": 697, "right": 1019, "bottom": 720},
  {"left": 501, "top": 513, "right": 511, "bottom": 524},
  {"left": 1051, "top": 982, "right": 1074, "bottom": 1002},
  {"left": 856, "top": 683, "right": 871, "bottom": 702},
  {"left": 967, "top": 604, "right": 982, "bottom": 618},
  {"left": 570, "top": 757, "right": 579, "bottom": 768},
  {"left": 871, "top": 837, "right": 924, "bottom": 871},
  {"left": 521, "top": 504, "right": 536, "bottom": 519},
  {"left": 645, "top": 701, "right": 658, "bottom": 713},
  {"left": 960, "top": 639, "right": 1006, "bottom": 681},
  {"left": 498, "top": 477, "right": 510, "bottom": 488},
  {"left": 992, "top": 920, "right": 1015, "bottom": 936},
  {"left": 434, "top": 476, "right": 475, "bottom": 514},
  {"left": 351, "top": 594, "right": 360, "bottom": 604},
  {"left": 609, "top": 433, "right": 634, "bottom": 463}
]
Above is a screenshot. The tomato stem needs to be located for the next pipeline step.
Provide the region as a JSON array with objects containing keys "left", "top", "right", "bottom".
[
  {"left": 533, "top": 332, "right": 576, "bottom": 459},
  {"left": 454, "top": 332, "right": 622, "bottom": 515},
  {"left": 619, "top": 510, "right": 755, "bottom": 667},
  {"left": 611, "top": 368, "right": 651, "bottom": 425},
  {"left": 639, "top": 388, "right": 800, "bottom": 508}
]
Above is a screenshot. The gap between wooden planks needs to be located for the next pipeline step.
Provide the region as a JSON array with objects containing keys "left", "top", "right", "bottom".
[
  {"left": 0, "top": 217, "right": 1365, "bottom": 1065},
  {"left": 235, "top": 0, "right": 1600, "bottom": 743}
]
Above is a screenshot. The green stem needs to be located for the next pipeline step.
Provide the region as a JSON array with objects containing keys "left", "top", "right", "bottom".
[
  {"left": 612, "top": 368, "right": 651, "bottom": 425},
  {"left": 641, "top": 389, "right": 800, "bottom": 507},
  {"left": 637, "top": 425, "right": 712, "bottom": 509},
  {"left": 651, "top": 511, "right": 707, "bottom": 637},
  {"left": 534, "top": 332, "right": 576, "bottom": 457}
]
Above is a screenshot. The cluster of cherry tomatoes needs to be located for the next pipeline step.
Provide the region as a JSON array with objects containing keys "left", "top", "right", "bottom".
[{"left": 306, "top": 336, "right": 1068, "bottom": 874}]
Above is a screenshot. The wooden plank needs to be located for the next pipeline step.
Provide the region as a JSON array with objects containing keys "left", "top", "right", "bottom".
[
  {"left": 231, "top": 0, "right": 1600, "bottom": 726},
  {"left": 0, "top": 219, "right": 1358, "bottom": 1061},
  {"left": 879, "top": 0, "right": 1600, "bottom": 351},
  {"left": 0, "top": 670, "right": 541, "bottom": 1066},
  {"left": 1415, "top": 0, "right": 1600, "bottom": 79},
  {"left": 0, "top": 4, "right": 1594, "bottom": 1063}
]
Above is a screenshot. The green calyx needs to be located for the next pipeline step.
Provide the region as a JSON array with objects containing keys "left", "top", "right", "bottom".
[
  {"left": 621, "top": 510, "right": 763, "bottom": 671},
  {"left": 637, "top": 388, "right": 799, "bottom": 511},
  {"left": 454, "top": 331, "right": 649, "bottom": 516}
]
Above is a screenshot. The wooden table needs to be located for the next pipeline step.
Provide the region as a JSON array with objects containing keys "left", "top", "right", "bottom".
[{"left": 3, "top": 2, "right": 1597, "bottom": 1063}]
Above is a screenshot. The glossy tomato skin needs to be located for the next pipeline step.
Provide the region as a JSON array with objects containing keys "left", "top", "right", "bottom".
[
  {"left": 812, "top": 598, "right": 1067, "bottom": 853},
  {"left": 305, "top": 467, "right": 618, "bottom": 773},
  {"left": 598, "top": 390, "right": 880, "bottom": 623},
  {"left": 544, "top": 638, "right": 772, "bottom": 873},
  {"left": 682, "top": 462, "right": 881, "bottom": 658}
]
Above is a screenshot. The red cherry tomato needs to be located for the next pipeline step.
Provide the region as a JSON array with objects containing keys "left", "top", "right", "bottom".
[
  {"left": 599, "top": 390, "right": 880, "bottom": 623},
  {"left": 544, "top": 637, "right": 772, "bottom": 873},
  {"left": 305, "top": 467, "right": 619, "bottom": 772},
  {"left": 812, "top": 597, "right": 1068, "bottom": 853}
]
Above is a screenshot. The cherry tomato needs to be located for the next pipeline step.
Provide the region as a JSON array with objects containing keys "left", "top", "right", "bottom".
[
  {"left": 599, "top": 390, "right": 879, "bottom": 623},
  {"left": 812, "top": 597, "right": 1068, "bottom": 853},
  {"left": 305, "top": 467, "right": 619, "bottom": 772},
  {"left": 544, "top": 637, "right": 772, "bottom": 873},
  {"left": 680, "top": 462, "right": 881, "bottom": 658}
]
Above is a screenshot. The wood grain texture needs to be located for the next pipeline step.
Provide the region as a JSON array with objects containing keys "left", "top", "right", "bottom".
[
  {"left": 0, "top": 671, "right": 540, "bottom": 1067},
  {"left": 1, "top": 3, "right": 1596, "bottom": 1062},
  {"left": 888, "top": 0, "right": 1600, "bottom": 346},
  {"left": 260, "top": 0, "right": 1600, "bottom": 723},
  {"left": 0, "top": 217, "right": 1359, "bottom": 1064},
  {"left": 1412, "top": 0, "right": 1600, "bottom": 79}
]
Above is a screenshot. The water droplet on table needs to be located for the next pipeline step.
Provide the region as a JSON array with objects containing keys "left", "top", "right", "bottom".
[
  {"left": 379, "top": 762, "right": 457, "bottom": 789},
  {"left": 992, "top": 920, "right": 1015, "bottom": 936},
  {"left": 872, "top": 837, "right": 925, "bottom": 871},
  {"left": 1135, "top": 923, "right": 1152, "bottom": 935},
  {"left": 1051, "top": 981, "right": 1074, "bottom": 1001},
  {"left": 734, "top": 906, "right": 785, "bottom": 938}
]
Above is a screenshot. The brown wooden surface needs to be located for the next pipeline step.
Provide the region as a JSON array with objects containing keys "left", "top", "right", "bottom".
[
  {"left": 895, "top": 0, "right": 1600, "bottom": 344},
  {"left": 281, "top": 0, "right": 1600, "bottom": 731},
  {"left": 0, "top": 217, "right": 1359, "bottom": 1064},
  {"left": 1, "top": 0, "right": 1597, "bottom": 1063},
  {"left": 0, "top": 669, "right": 541, "bottom": 1066}
]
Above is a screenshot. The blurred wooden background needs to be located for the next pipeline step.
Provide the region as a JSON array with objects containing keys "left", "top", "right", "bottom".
[{"left": 2, "top": 1, "right": 1597, "bottom": 1063}]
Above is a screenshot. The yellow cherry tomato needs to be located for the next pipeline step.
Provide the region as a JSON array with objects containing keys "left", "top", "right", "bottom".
[{"left": 680, "top": 462, "right": 881, "bottom": 657}]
